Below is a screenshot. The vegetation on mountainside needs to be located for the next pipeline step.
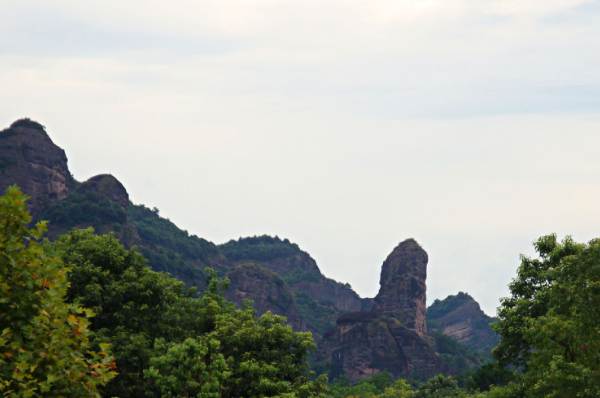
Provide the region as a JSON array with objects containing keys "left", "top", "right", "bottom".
[
  {"left": 128, "top": 203, "right": 223, "bottom": 288},
  {"left": 129, "top": 204, "right": 220, "bottom": 263},
  {"left": 427, "top": 292, "right": 475, "bottom": 320},
  {"left": 0, "top": 186, "right": 115, "bottom": 397},
  {"left": 220, "top": 235, "right": 302, "bottom": 262},
  {"left": 427, "top": 292, "right": 499, "bottom": 359},
  {"left": 0, "top": 118, "right": 45, "bottom": 139},
  {"left": 41, "top": 191, "right": 127, "bottom": 230},
  {"left": 46, "top": 226, "right": 325, "bottom": 398},
  {"left": 295, "top": 292, "right": 338, "bottom": 337},
  {"left": 430, "top": 331, "right": 483, "bottom": 374}
]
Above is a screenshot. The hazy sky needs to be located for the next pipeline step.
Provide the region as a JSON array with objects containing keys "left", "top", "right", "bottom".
[{"left": 2, "top": 0, "right": 600, "bottom": 315}]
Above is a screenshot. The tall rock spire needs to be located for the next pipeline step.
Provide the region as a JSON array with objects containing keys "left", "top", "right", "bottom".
[{"left": 371, "top": 238, "right": 428, "bottom": 336}]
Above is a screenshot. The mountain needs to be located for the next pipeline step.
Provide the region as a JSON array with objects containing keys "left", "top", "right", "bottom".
[
  {"left": 224, "top": 263, "right": 307, "bottom": 332},
  {"left": 427, "top": 292, "right": 499, "bottom": 359},
  {"left": 315, "top": 239, "right": 450, "bottom": 382},
  {"left": 0, "top": 119, "right": 75, "bottom": 218},
  {"left": 0, "top": 118, "right": 499, "bottom": 381},
  {"left": 219, "top": 235, "right": 362, "bottom": 339},
  {"left": 0, "top": 118, "right": 360, "bottom": 339}
]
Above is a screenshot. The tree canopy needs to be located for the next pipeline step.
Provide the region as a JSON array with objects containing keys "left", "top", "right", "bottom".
[
  {"left": 0, "top": 186, "right": 114, "bottom": 397},
  {"left": 493, "top": 234, "right": 600, "bottom": 397}
]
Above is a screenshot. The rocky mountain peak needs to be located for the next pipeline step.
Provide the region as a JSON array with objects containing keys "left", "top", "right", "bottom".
[
  {"left": 371, "top": 238, "right": 428, "bottom": 336},
  {"left": 77, "top": 174, "right": 130, "bottom": 210},
  {"left": 0, "top": 119, "right": 75, "bottom": 217}
]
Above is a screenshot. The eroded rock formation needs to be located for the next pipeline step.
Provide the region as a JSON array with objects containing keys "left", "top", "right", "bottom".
[
  {"left": 225, "top": 263, "right": 307, "bottom": 332},
  {"left": 371, "top": 239, "right": 428, "bottom": 336},
  {"left": 0, "top": 119, "right": 75, "bottom": 217},
  {"left": 316, "top": 239, "right": 449, "bottom": 382},
  {"left": 77, "top": 174, "right": 130, "bottom": 210}
]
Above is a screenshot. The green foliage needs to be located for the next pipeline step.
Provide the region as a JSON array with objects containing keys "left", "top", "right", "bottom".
[
  {"left": 0, "top": 186, "right": 114, "bottom": 397},
  {"left": 9, "top": 118, "right": 46, "bottom": 130},
  {"left": 282, "top": 267, "right": 321, "bottom": 285},
  {"left": 327, "top": 372, "right": 412, "bottom": 398},
  {"left": 41, "top": 191, "right": 127, "bottom": 229},
  {"left": 145, "top": 337, "right": 229, "bottom": 398},
  {"left": 145, "top": 269, "right": 328, "bottom": 398},
  {"left": 493, "top": 234, "right": 600, "bottom": 397},
  {"left": 427, "top": 293, "right": 475, "bottom": 320},
  {"left": 0, "top": 119, "right": 45, "bottom": 139},
  {"left": 465, "top": 363, "right": 515, "bottom": 393},
  {"left": 427, "top": 293, "right": 499, "bottom": 359},
  {"left": 413, "top": 375, "right": 463, "bottom": 398},
  {"left": 49, "top": 228, "right": 190, "bottom": 398},
  {"left": 129, "top": 204, "right": 220, "bottom": 263},
  {"left": 430, "top": 331, "right": 482, "bottom": 374},
  {"left": 295, "top": 292, "right": 338, "bottom": 337},
  {"left": 49, "top": 230, "right": 324, "bottom": 397},
  {"left": 220, "top": 235, "right": 302, "bottom": 262}
]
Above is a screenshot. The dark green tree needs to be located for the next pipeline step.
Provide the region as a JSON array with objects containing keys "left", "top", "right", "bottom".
[
  {"left": 49, "top": 228, "right": 190, "bottom": 397},
  {"left": 493, "top": 234, "right": 600, "bottom": 397},
  {"left": 145, "top": 269, "right": 328, "bottom": 398}
]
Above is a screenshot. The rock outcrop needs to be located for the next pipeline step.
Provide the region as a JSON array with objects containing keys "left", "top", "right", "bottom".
[
  {"left": 371, "top": 239, "right": 428, "bottom": 337},
  {"left": 427, "top": 292, "right": 499, "bottom": 354},
  {"left": 77, "top": 174, "right": 130, "bottom": 210},
  {"left": 219, "top": 236, "right": 363, "bottom": 339},
  {"left": 1, "top": 119, "right": 224, "bottom": 292},
  {"left": 316, "top": 239, "right": 449, "bottom": 382},
  {"left": 0, "top": 119, "right": 75, "bottom": 217},
  {"left": 317, "top": 312, "right": 449, "bottom": 382},
  {"left": 225, "top": 263, "right": 307, "bottom": 332}
]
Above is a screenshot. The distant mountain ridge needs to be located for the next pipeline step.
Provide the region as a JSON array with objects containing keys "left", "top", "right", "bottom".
[{"left": 0, "top": 118, "right": 500, "bottom": 380}]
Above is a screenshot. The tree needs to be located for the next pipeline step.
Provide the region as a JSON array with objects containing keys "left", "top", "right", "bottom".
[
  {"left": 49, "top": 228, "right": 190, "bottom": 398},
  {"left": 145, "top": 269, "right": 328, "bottom": 398},
  {"left": 493, "top": 234, "right": 600, "bottom": 397},
  {"left": 51, "top": 229, "right": 326, "bottom": 398},
  {"left": 0, "top": 186, "right": 114, "bottom": 397}
]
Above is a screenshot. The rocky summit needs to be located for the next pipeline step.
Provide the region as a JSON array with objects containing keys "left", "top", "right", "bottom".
[
  {"left": 316, "top": 239, "right": 449, "bottom": 382},
  {"left": 371, "top": 238, "right": 428, "bottom": 337},
  {"left": 0, "top": 119, "right": 75, "bottom": 218}
]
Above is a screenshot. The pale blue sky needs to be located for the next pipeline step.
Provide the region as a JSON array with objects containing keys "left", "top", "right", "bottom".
[{"left": 2, "top": 0, "right": 600, "bottom": 315}]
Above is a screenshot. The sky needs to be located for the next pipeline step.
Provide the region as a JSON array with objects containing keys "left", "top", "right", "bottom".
[{"left": 2, "top": 0, "right": 600, "bottom": 315}]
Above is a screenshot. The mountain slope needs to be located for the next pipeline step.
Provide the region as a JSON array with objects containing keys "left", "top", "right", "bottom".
[
  {"left": 220, "top": 235, "right": 363, "bottom": 339},
  {"left": 427, "top": 292, "right": 499, "bottom": 358}
]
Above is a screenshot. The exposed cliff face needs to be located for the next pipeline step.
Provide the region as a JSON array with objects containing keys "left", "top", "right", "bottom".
[
  {"left": 316, "top": 239, "right": 448, "bottom": 382},
  {"left": 0, "top": 119, "right": 75, "bottom": 217},
  {"left": 317, "top": 312, "right": 450, "bottom": 382},
  {"left": 427, "top": 292, "right": 499, "bottom": 354},
  {"left": 250, "top": 251, "right": 362, "bottom": 314},
  {"left": 225, "top": 263, "right": 307, "bottom": 332},
  {"left": 371, "top": 239, "right": 428, "bottom": 337}
]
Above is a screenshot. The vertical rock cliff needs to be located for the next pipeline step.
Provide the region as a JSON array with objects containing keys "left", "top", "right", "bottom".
[
  {"left": 371, "top": 239, "right": 428, "bottom": 336},
  {"left": 316, "top": 239, "right": 449, "bottom": 382}
]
